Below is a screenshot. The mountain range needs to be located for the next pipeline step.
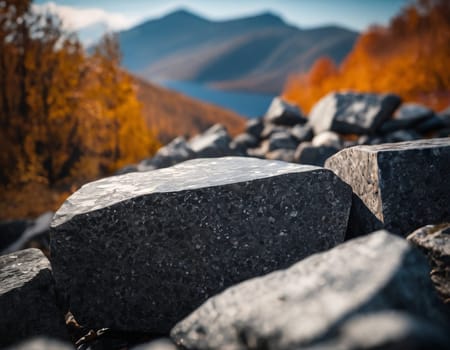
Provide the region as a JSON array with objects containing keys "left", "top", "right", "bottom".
[{"left": 118, "top": 9, "right": 358, "bottom": 94}]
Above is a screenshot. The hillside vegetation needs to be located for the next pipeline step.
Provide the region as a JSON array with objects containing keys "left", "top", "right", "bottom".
[{"left": 283, "top": 0, "right": 450, "bottom": 112}]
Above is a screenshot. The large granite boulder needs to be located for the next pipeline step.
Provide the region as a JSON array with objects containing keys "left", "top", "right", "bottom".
[
  {"left": 7, "top": 338, "right": 74, "bottom": 350},
  {"left": 325, "top": 138, "right": 450, "bottom": 236},
  {"left": 171, "top": 231, "right": 450, "bottom": 350},
  {"left": 299, "top": 311, "right": 450, "bottom": 350},
  {"left": 408, "top": 223, "right": 450, "bottom": 304},
  {"left": 50, "top": 157, "right": 352, "bottom": 333},
  {"left": 0, "top": 249, "right": 68, "bottom": 347},
  {"left": 263, "top": 97, "right": 306, "bottom": 126},
  {"left": 309, "top": 92, "right": 401, "bottom": 135}
]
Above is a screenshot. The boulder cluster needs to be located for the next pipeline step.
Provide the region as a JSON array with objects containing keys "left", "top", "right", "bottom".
[
  {"left": 0, "top": 92, "right": 449, "bottom": 350},
  {"left": 125, "top": 92, "right": 450, "bottom": 173}
]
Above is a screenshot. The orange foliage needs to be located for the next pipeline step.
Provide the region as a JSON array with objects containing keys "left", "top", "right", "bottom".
[{"left": 283, "top": 0, "right": 450, "bottom": 113}]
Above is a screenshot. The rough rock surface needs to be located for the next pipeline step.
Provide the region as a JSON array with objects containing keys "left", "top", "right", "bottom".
[
  {"left": 132, "top": 339, "right": 178, "bottom": 350},
  {"left": 295, "top": 143, "right": 339, "bottom": 166},
  {"left": 50, "top": 157, "right": 352, "bottom": 333},
  {"left": 380, "top": 103, "right": 434, "bottom": 134},
  {"left": 325, "top": 138, "right": 450, "bottom": 236},
  {"left": 188, "top": 124, "right": 232, "bottom": 157},
  {"left": 408, "top": 223, "right": 450, "bottom": 304},
  {"left": 263, "top": 97, "right": 306, "bottom": 126},
  {"left": 299, "top": 312, "right": 450, "bottom": 350},
  {"left": 0, "top": 249, "right": 68, "bottom": 347},
  {"left": 171, "top": 231, "right": 450, "bottom": 350},
  {"left": 6, "top": 338, "right": 74, "bottom": 350},
  {"left": 309, "top": 92, "right": 401, "bottom": 134}
]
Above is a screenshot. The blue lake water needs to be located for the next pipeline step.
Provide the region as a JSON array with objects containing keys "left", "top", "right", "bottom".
[{"left": 161, "top": 80, "right": 275, "bottom": 118}]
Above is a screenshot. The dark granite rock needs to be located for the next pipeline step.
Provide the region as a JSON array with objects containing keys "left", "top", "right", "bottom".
[
  {"left": 188, "top": 124, "right": 232, "bottom": 157},
  {"left": 7, "top": 338, "right": 74, "bottom": 350},
  {"left": 171, "top": 231, "right": 450, "bottom": 350},
  {"left": 295, "top": 142, "right": 339, "bottom": 166},
  {"left": 309, "top": 92, "right": 401, "bottom": 135},
  {"left": 408, "top": 223, "right": 450, "bottom": 304},
  {"left": 260, "top": 124, "right": 289, "bottom": 139},
  {"left": 0, "top": 219, "right": 32, "bottom": 252},
  {"left": 383, "top": 129, "right": 421, "bottom": 143},
  {"left": 263, "top": 97, "right": 306, "bottom": 126},
  {"left": 0, "top": 249, "right": 68, "bottom": 347},
  {"left": 139, "top": 137, "right": 195, "bottom": 171},
  {"left": 264, "top": 149, "right": 296, "bottom": 162},
  {"left": 267, "top": 131, "right": 298, "bottom": 151},
  {"left": 380, "top": 103, "right": 434, "bottom": 134},
  {"left": 290, "top": 124, "right": 314, "bottom": 143},
  {"left": 311, "top": 131, "right": 342, "bottom": 148},
  {"left": 230, "top": 133, "right": 259, "bottom": 153},
  {"left": 299, "top": 312, "right": 450, "bottom": 350},
  {"left": 2, "top": 212, "right": 53, "bottom": 254},
  {"left": 51, "top": 157, "right": 352, "bottom": 333},
  {"left": 325, "top": 139, "right": 450, "bottom": 236},
  {"left": 416, "top": 114, "right": 448, "bottom": 134},
  {"left": 132, "top": 339, "right": 178, "bottom": 350},
  {"left": 245, "top": 118, "right": 264, "bottom": 139}
]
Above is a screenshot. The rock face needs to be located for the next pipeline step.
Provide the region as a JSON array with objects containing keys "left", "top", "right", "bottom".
[
  {"left": 309, "top": 92, "right": 401, "bottom": 135},
  {"left": 188, "top": 124, "right": 232, "bottom": 157},
  {"left": 408, "top": 223, "right": 450, "bottom": 304},
  {"left": 0, "top": 249, "right": 68, "bottom": 347},
  {"left": 263, "top": 97, "right": 306, "bottom": 126},
  {"left": 7, "top": 338, "right": 74, "bottom": 350},
  {"left": 50, "top": 157, "right": 352, "bottom": 333},
  {"left": 171, "top": 231, "right": 450, "bottom": 350},
  {"left": 325, "top": 138, "right": 450, "bottom": 236}
]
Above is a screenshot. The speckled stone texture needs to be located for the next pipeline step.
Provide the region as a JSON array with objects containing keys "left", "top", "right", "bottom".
[
  {"left": 325, "top": 138, "right": 450, "bottom": 236},
  {"left": 408, "top": 223, "right": 450, "bottom": 304},
  {"left": 171, "top": 231, "right": 450, "bottom": 350},
  {"left": 308, "top": 92, "right": 401, "bottom": 135},
  {"left": 50, "top": 157, "right": 352, "bottom": 333},
  {"left": 0, "top": 249, "right": 68, "bottom": 347}
]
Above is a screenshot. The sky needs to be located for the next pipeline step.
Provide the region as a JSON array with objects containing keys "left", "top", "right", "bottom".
[{"left": 33, "top": 0, "right": 412, "bottom": 42}]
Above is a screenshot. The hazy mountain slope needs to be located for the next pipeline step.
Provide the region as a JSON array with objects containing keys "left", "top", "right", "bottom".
[
  {"left": 134, "top": 77, "right": 245, "bottom": 143},
  {"left": 118, "top": 10, "right": 358, "bottom": 94}
]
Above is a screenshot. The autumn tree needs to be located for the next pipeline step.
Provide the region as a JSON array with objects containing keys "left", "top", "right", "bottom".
[
  {"left": 283, "top": 0, "right": 450, "bottom": 112},
  {"left": 0, "top": 0, "right": 159, "bottom": 186}
]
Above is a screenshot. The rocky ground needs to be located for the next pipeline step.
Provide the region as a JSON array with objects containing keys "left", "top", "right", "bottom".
[{"left": 0, "top": 92, "right": 449, "bottom": 349}]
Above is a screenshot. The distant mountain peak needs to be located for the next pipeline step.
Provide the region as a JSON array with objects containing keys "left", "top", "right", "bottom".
[
  {"left": 162, "top": 8, "right": 206, "bottom": 21},
  {"left": 253, "top": 11, "right": 284, "bottom": 23}
]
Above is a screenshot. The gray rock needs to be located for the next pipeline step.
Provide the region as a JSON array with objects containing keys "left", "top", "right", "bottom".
[
  {"left": 408, "top": 223, "right": 450, "bottom": 304},
  {"left": 0, "top": 219, "right": 32, "bottom": 252},
  {"left": 325, "top": 138, "right": 450, "bottom": 236},
  {"left": 171, "top": 231, "right": 450, "bottom": 350},
  {"left": 50, "top": 157, "right": 352, "bottom": 333},
  {"left": 260, "top": 124, "right": 289, "bottom": 139},
  {"left": 140, "top": 137, "right": 195, "bottom": 170},
  {"left": 383, "top": 129, "right": 421, "bottom": 143},
  {"left": 295, "top": 142, "right": 339, "bottom": 166},
  {"left": 7, "top": 338, "right": 74, "bottom": 350},
  {"left": 0, "top": 249, "right": 68, "bottom": 347},
  {"left": 188, "top": 124, "right": 232, "bottom": 157},
  {"left": 245, "top": 118, "right": 264, "bottom": 139},
  {"left": 299, "top": 312, "right": 450, "bottom": 350},
  {"left": 380, "top": 103, "right": 434, "bottom": 134},
  {"left": 2, "top": 212, "right": 53, "bottom": 254},
  {"left": 264, "top": 149, "right": 296, "bottom": 162},
  {"left": 230, "top": 133, "right": 259, "bottom": 153},
  {"left": 264, "top": 97, "right": 306, "bottom": 126},
  {"left": 115, "top": 164, "right": 139, "bottom": 175},
  {"left": 132, "top": 339, "right": 178, "bottom": 350},
  {"left": 267, "top": 131, "right": 298, "bottom": 152},
  {"left": 416, "top": 114, "right": 447, "bottom": 134},
  {"left": 309, "top": 92, "right": 401, "bottom": 134},
  {"left": 311, "top": 131, "right": 342, "bottom": 148},
  {"left": 290, "top": 124, "right": 313, "bottom": 143}
]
